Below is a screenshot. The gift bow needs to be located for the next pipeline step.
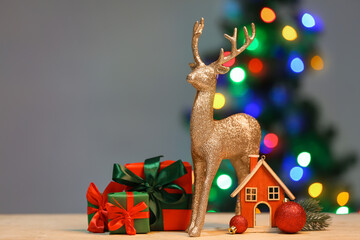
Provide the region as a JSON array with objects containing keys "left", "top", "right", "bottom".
[
  {"left": 86, "top": 182, "right": 125, "bottom": 233},
  {"left": 112, "top": 156, "right": 188, "bottom": 229},
  {"left": 106, "top": 192, "right": 149, "bottom": 235}
]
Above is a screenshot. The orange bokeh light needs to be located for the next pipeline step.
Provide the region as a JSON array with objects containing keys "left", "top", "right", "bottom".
[
  {"left": 248, "top": 58, "right": 263, "bottom": 73},
  {"left": 260, "top": 7, "right": 276, "bottom": 23}
]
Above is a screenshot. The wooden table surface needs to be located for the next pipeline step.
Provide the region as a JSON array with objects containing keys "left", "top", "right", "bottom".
[{"left": 0, "top": 213, "right": 359, "bottom": 240}]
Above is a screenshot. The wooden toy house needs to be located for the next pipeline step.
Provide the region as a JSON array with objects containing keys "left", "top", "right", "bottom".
[{"left": 231, "top": 155, "right": 295, "bottom": 228}]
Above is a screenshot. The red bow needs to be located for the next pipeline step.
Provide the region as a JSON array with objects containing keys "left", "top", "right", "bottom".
[
  {"left": 86, "top": 182, "right": 125, "bottom": 233},
  {"left": 106, "top": 192, "right": 149, "bottom": 235}
]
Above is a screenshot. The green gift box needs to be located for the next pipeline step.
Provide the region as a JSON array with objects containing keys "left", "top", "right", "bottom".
[{"left": 106, "top": 192, "right": 150, "bottom": 235}]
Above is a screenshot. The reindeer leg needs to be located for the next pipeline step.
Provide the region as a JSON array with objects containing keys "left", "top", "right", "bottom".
[
  {"left": 187, "top": 157, "right": 206, "bottom": 232},
  {"left": 230, "top": 155, "right": 250, "bottom": 215},
  {"left": 188, "top": 156, "right": 221, "bottom": 237}
]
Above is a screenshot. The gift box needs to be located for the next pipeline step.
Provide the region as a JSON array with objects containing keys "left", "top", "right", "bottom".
[
  {"left": 112, "top": 156, "right": 192, "bottom": 230},
  {"left": 107, "top": 192, "right": 150, "bottom": 234},
  {"left": 86, "top": 181, "right": 125, "bottom": 233}
]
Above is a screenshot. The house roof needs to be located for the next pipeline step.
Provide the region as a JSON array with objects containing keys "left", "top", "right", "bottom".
[{"left": 230, "top": 158, "right": 295, "bottom": 200}]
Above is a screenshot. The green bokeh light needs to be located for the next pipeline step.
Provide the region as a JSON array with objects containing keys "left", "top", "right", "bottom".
[
  {"left": 336, "top": 206, "right": 349, "bottom": 215},
  {"left": 297, "top": 152, "right": 311, "bottom": 167},
  {"left": 230, "top": 67, "right": 246, "bottom": 83},
  {"left": 216, "top": 174, "right": 232, "bottom": 190},
  {"left": 247, "top": 38, "right": 259, "bottom": 51}
]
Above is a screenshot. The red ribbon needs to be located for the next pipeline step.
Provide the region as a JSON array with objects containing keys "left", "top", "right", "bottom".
[
  {"left": 106, "top": 192, "right": 149, "bottom": 235},
  {"left": 86, "top": 182, "right": 125, "bottom": 233}
]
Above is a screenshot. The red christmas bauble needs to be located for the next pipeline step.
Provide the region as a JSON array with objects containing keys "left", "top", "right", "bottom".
[
  {"left": 229, "top": 215, "right": 248, "bottom": 234},
  {"left": 275, "top": 201, "right": 306, "bottom": 233}
]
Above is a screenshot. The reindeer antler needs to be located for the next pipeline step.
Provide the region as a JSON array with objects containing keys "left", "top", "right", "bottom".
[
  {"left": 212, "top": 23, "right": 255, "bottom": 67},
  {"left": 190, "top": 18, "right": 205, "bottom": 68}
]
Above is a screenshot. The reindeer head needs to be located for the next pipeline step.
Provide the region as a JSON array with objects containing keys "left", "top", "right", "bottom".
[{"left": 187, "top": 18, "right": 255, "bottom": 92}]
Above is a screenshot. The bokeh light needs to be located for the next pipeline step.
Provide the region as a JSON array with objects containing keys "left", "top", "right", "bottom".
[
  {"left": 282, "top": 25, "right": 297, "bottom": 41},
  {"left": 244, "top": 102, "right": 262, "bottom": 118},
  {"left": 290, "top": 166, "right": 303, "bottom": 181},
  {"left": 308, "top": 182, "right": 323, "bottom": 198},
  {"left": 260, "top": 7, "right": 276, "bottom": 23},
  {"left": 223, "top": 51, "right": 236, "bottom": 67},
  {"left": 297, "top": 152, "right": 311, "bottom": 167},
  {"left": 290, "top": 57, "right": 304, "bottom": 73},
  {"left": 247, "top": 38, "right": 259, "bottom": 51},
  {"left": 311, "top": 55, "right": 324, "bottom": 70},
  {"left": 270, "top": 86, "right": 288, "bottom": 106},
  {"left": 213, "top": 93, "right": 226, "bottom": 109},
  {"left": 216, "top": 174, "right": 232, "bottom": 190},
  {"left": 301, "top": 13, "right": 316, "bottom": 28},
  {"left": 336, "top": 206, "right": 349, "bottom": 215},
  {"left": 264, "top": 133, "right": 279, "bottom": 148},
  {"left": 207, "top": 209, "right": 217, "bottom": 213},
  {"left": 248, "top": 58, "right": 263, "bottom": 73},
  {"left": 230, "top": 67, "right": 246, "bottom": 82},
  {"left": 337, "top": 192, "right": 350, "bottom": 206}
]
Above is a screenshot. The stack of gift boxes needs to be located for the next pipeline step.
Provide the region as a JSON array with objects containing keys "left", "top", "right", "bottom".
[{"left": 86, "top": 156, "right": 193, "bottom": 235}]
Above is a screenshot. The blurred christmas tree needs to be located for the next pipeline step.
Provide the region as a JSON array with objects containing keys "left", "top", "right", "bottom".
[{"left": 184, "top": 0, "right": 356, "bottom": 213}]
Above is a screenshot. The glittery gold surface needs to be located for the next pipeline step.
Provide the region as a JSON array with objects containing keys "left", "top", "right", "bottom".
[{"left": 186, "top": 18, "right": 261, "bottom": 237}]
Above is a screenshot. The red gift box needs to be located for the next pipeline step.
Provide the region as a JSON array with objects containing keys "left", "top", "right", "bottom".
[{"left": 124, "top": 160, "right": 192, "bottom": 230}]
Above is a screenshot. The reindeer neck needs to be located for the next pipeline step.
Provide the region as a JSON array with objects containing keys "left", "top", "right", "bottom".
[{"left": 190, "top": 89, "right": 215, "bottom": 140}]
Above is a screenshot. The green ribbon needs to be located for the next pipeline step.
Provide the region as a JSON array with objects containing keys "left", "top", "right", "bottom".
[{"left": 112, "top": 156, "right": 188, "bottom": 229}]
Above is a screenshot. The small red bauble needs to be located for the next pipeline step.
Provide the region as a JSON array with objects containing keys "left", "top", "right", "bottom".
[
  {"left": 229, "top": 215, "right": 248, "bottom": 234},
  {"left": 275, "top": 201, "right": 306, "bottom": 233}
]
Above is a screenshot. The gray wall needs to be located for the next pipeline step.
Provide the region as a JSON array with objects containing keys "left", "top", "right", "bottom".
[{"left": 0, "top": 0, "right": 359, "bottom": 213}]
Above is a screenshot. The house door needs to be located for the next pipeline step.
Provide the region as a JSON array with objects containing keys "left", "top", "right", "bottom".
[{"left": 254, "top": 202, "right": 271, "bottom": 227}]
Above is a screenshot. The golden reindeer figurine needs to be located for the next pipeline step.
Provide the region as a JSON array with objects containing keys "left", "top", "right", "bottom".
[{"left": 186, "top": 18, "right": 261, "bottom": 237}]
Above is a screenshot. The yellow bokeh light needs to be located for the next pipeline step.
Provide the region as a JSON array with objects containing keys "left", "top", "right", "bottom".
[
  {"left": 282, "top": 25, "right": 297, "bottom": 41},
  {"left": 213, "top": 93, "right": 226, "bottom": 109},
  {"left": 308, "top": 182, "right": 323, "bottom": 198},
  {"left": 337, "top": 192, "right": 349, "bottom": 206},
  {"left": 311, "top": 55, "right": 324, "bottom": 70}
]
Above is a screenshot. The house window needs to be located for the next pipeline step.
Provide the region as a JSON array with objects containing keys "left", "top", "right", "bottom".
[
  {"left": 245, "top": 187, "right": 257, "bottom": 202},
  {"left": 268, "top": 186, "right": 280, "bottom": 200}
]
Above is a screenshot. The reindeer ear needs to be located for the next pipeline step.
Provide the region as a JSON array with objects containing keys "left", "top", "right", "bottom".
[
  {"left": 189, "top": 62, "right": 197, "bottom": 70},
  {"left": 215, "top": 65, "right": 230, "bottom": 75}
]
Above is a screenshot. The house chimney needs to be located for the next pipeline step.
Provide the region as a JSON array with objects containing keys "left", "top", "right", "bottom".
[{"left": 249, "top": 155, "right": 259, "bottom": 172}]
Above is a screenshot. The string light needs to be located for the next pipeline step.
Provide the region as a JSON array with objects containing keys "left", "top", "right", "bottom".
[
  {"left": 301, "top": 13, "right": 316, "bottom": 28},
  {"left": 297, "top": 152, "right": 311, "bottom": 167},
  {"left": 230, "top": 67, "right": 246, "bottom": 82},
  {"left": 290, "top": 57, "right": 304, "bottom": 73},
  {"left": 311, "top": 55, "right": 324, "bottom": 70},
  {"left": 260, "top": 7, "right": 276, "bottom": 23},
  {"left": 336, "top": 206, "right": 349, "bottom": 215},
  {"left": 216, "top": 174, "right": 232, "bottom": 189},
  {"left": 213, "top": 93, "right": 226, "bottom": 109},
  {"left": 290, "top": 166, "right": 303, "bottom": 181},
  {"left": 337, "top": 192, "right": 350, "bottom": 206},
  {"left": 248, "top": 58, "right": 263, "bottom": 73},
  {"left": 223, "top": 51, "right": 236, "bottom": 67},
  {"left": 282, "top": 25, "right": 297, "bottom": 41},
  {"left": 263, "top": 133, "right": 279, "bottom": 148},
  {"left": 308, "top": 182, "right": 323, "bottom": 198}
]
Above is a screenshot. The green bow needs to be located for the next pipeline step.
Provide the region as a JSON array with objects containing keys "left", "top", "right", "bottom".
[{"left": 112, "top": 156, "right": 188, "bottom": 229}]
